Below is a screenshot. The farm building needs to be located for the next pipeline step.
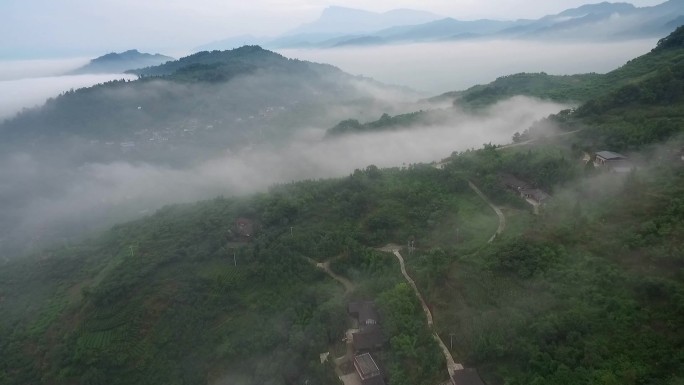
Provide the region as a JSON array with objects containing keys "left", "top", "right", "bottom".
[
  {"left": 348, "top": 301, "right": 386, "bottom": 351},
  {"left": 593, "top": 151, "right": 633, "bottom": 173},
  {"left": 353, "top": 353, "right": 386, "bottom": 385}
]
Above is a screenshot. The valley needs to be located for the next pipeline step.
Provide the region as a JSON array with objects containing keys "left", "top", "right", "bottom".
[{"left": 1, "top": 4, "right": 684, "bottom": 385}]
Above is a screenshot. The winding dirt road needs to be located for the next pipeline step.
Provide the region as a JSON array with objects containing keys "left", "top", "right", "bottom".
[
  {"left": 468, "top": 181, "right": 505, "bottom": 243},
  {"left": 379, "top": 244, "right": 463, "bottom": 376}
]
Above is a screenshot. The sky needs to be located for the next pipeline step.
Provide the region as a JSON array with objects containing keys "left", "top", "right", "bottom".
[{"left": 0, "top": 0, "right": 666, "bottom": 58}]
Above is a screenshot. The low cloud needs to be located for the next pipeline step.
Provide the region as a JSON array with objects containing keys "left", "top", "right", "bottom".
[
  {"left": 0, "top": 73, "right": 138, "bottom": 121},
  {"left": 0, "top": 96, "right": 567, "bottom": 258},
  {"left": 280, "top": 39, "right": 658, "bottom": 94}
]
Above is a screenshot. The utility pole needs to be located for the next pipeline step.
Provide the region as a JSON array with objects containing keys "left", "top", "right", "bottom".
[
  {"left": 233, "top": 251, "right": 237, "bottom": 267},
  {"left": 450, "top": 333, "right": 456, "bottom": 350}
]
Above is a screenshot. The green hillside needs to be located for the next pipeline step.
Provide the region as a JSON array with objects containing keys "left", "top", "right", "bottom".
[
  {"left": 3, "top": 24, "right": 684, "bottom": 385},
  {"left": 0, "top": 46, "right": 403, "bottom": 164},
  {"left": 433, "top": 26, "right": 684, "bottom": 109}
]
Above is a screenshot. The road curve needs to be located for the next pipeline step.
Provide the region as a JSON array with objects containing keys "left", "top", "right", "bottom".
[
  {"left": 468, "top": 181, "right": 505, "bottom": 243},
  {"left": 304, "top": 257, "right": 355, "bottom": 294}
]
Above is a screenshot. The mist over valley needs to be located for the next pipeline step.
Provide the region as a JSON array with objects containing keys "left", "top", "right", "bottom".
[{"left": 2, "top": 2, "right": 684, "bottom": 385}]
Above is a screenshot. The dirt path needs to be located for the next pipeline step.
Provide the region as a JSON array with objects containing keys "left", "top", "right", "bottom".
[
  {"left": 380, "top": 245, "right": 463, "bottom": 376},
  {"left": 468, "top": 181, "right": 505, "bottom": 243},
  {"left": 304, "top": 257, "right": 355, "bottom": 294}
]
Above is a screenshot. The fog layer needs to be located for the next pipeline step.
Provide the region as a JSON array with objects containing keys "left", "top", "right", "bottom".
[
  {"left": 280, "top": 39, "right": 658, "bottom": 94},
  {"left": 0, "top": 96, "right": 566, "bottom": 258},
  {"left": 0, "top": 73, "right": 137, "bottom": 121}
]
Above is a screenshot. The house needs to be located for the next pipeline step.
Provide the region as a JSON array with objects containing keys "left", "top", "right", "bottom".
[
  {"left": 451, "top": 368, "right": 486, "bottom": 385},
  {"left": 500, "top": 174, "right": 551, "bottom": 213},
  {"left": 520, "top": 188, "right": 551, "bottom": 205},
  {"left": 499, "top": 174, "right": 532, "bottom": 192},
  {"left": 348, "top": 301, "right": 386, "bottom": 351},
  {"left": 594, "top": 151, "right": 633, "bottom": 173},
  {"left": 354, "top": 353, "right": 386, "bottom": 385}
]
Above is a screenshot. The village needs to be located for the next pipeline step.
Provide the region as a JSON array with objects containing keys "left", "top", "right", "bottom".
[{"left": 219, "top": 147, "right": 652, "bottom": 385}]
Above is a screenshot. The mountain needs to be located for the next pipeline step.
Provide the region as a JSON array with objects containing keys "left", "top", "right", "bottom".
[
  {"left": 0, "top": 46, "right": 421, "bottom": 259},
  {"left": 200, "top": 6, "right": 443, "bottom": 50},
  {"left": 69, "top": 49, "right": 174, "bottom": 74},
  {"left": 193, "top": 34, "right": 266, "bottom": 52},
  {"left": 336, "top": 25, "right": 684, "bottom": 146},
  {"left": 430, "top": 22, "right": 684, "bottom": 109},
  {"left": 249, "top": 1, "right": 684, "bottom": 49},
  {"left": 286, "top": 6, "right": 443, "bottom": 36},
  {"left": 496, "top": 0, "right": 684, "bottom": 40},
  {"left": 3, "top": 27, "right": 684, "bottom": 385},
  {"left": 4, "top": 46, "right": 411, "bottom": 152}
]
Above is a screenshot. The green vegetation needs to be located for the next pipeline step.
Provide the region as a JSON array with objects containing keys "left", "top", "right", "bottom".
[
  {"left": 438, "top": 72, "right": 602, "bottom": 107},
  {"left": 327, "top": 111, "right": 436, "bottom": 137},
  {"left": 1, "top": 165, "right": 480, "bottom": 385},
  {"left": 3, "top": 23, "right": 684, "bottom": 385},
  {"left": 435, "top": 26, "right": 684, "bottom": 112}
]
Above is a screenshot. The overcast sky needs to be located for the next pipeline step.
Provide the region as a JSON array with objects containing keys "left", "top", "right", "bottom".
[{"left": 1, "top": 0, "right": 666, "bottom": 58}]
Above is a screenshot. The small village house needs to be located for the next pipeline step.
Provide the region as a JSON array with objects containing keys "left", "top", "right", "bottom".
[
  {"left": 348, "top": 301, "right": 386, "bottom": 351},
  {"left": 593, "top": 151, "right": 633, "bottom": 173},
  {"left": 353, "top": 353, "right": 386, "bottom": 385},
  {"left": 499, "top": 174, "right": 551, "bottom": 214}
]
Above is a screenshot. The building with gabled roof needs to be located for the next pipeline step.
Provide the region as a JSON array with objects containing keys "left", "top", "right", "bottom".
[
  {"left": 521, "top": 188, "right": 551, "bottom": 205},
  {"left": 594, "top": 151, "right": 633, "bottom": 173},
  {"left": 348, "top": 301, "right": 386, "bottom": 351}
]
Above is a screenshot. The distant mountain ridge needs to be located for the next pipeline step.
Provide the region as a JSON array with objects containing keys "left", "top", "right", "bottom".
[
  {"left": 286, "top": 6, "right": 443, "bottom": 35},
  {"left": 197, "top": 0, "right": 684, "bottom": 51},
  {"left": 70, "top": 49, "right": 174, "bottom": 74}
]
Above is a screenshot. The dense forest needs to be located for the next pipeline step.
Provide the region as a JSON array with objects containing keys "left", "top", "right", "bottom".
[{"left": 2, "top": 25, "right": 684, "bottom": 385}]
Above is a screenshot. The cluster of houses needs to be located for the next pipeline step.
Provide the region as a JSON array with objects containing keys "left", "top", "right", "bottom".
[
  {"left": 499, "top": 150, "right": 639, "bottom": 214},
  {"left": 345, "top": 301, "right": 488, "bottom": 385}
]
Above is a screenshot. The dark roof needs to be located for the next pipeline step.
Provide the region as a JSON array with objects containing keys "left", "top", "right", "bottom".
[
  {"left": 349, "top": 301, "right": 386, "bottom": 351},
  {"left": 352, "top": 325, "right": 385, "bottom": 351},
  {"left": 451, "top": 368, "right": 485, "bottom": 385},
  {"left": 595, "top": 151, "right": 626, "bottom": 161},
  {"left": 499, "top": 174, "right": 532, "bottom": 190},
  {"left": 522, "top": 188, "right": 551, "bottom": 202},
  {"left": 354, "top": 353, "right": 381, "bottom": 380},
  {"left": 348, "top": 301, "right": 380, "bottom": 327}
]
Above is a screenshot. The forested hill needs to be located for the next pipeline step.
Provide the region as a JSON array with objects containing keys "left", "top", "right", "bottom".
[
  {"left": 434, "top": 24, "right": 684, "bottom": 108},
  {"left": 332, "top": 25, "right": 684, "bottom": 141},
  {"left": 0, "top": 46, "right": 410, "bottom": 162},
  {"left": 69, "top": 49, "right": 174, "bottom": 75},
  {"left": 128, "top": 45, "right": 341, "bottom": 78}
]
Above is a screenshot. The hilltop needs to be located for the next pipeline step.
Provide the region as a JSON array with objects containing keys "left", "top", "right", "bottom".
[
  {"left": 69, "top": 49, "right": 174, "bottom": 74},
  {"left": 0, "top": 45, "right": 421, "bottom": 259},
  {"left": 1, "top": 46, "right": 412, "bottom": 159}
]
